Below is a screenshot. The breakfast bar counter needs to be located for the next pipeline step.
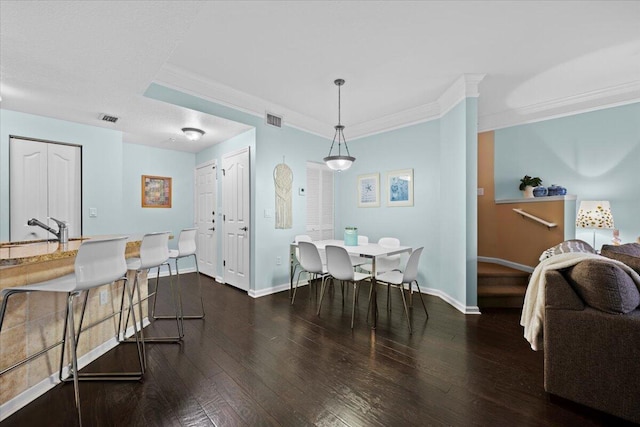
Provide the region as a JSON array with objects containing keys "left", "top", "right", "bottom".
[{"left": 0, "top": 235, "right": 146, "bottom": 412}]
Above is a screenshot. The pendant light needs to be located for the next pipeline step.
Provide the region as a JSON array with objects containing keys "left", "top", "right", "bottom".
[{"left": 324, "top": 78, "right": 355, "bottom": 171}]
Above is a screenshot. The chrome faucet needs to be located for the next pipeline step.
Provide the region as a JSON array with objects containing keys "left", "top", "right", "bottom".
[{"left": 27, "top": 217, "right": 69, "bottom": 244}]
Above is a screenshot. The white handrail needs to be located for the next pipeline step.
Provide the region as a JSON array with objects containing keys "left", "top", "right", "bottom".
[{"left": 512, "top": 208, "right": 557, "bottom": 229}]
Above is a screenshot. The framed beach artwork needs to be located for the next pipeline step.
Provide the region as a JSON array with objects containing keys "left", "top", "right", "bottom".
[
  {"left": 141, "top": 175, "right": 172, "bottom": 208},
  {"left": 357, "top": 173, "right": 380, "bottom": 207},
  {"left": 387, "top": 169, "right": 413, "bottom": 207}
]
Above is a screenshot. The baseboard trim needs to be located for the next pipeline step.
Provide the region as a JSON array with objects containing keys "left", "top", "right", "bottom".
[
  {"left": 478, "top": 256, "right": 534, "bottom": 273},
  {"left": 248, "top": 280, "right": 308, "bottom": 298},
  {"left": 0, "top": 318, "right": 150, "bottom": 422},
  {"left": 249, "top": 280, "right": 480, "bottom": 314}
]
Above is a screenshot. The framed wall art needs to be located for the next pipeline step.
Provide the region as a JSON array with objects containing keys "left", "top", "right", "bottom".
[
  {"left": 141, "top": 175, "right": 172, "bottom": 208},
  {"left": 357, "top": 173, "right": 380, "bottom": 207},
  {"left": 387, "top": 169, "right": 413, "bottom": 207}
]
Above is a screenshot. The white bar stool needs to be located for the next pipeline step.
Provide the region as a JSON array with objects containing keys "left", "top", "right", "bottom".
[
  {"left": 152, "top": 228, "right": 205, "bottom": 320},
  {"left": 0, "top": 236, "right": 144, "bottom": 427},
  {"left": 119, "top": 232, "right": 183, "bottom": 361}
]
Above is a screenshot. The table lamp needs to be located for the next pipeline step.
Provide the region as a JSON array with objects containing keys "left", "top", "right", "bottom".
[{"left": 576, "top": 200, "right": 614, "bottom": 250}]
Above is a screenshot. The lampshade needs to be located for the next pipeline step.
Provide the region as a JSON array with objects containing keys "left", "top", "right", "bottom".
[
  {"left": 182, "top": 127, "right": 205, "bottom": 141},
  {"left": 324, "top": 79, "right": 355, "bottom": 172},
  {"left": 576, "top": 200, "right": 614, "bottom": 229}
]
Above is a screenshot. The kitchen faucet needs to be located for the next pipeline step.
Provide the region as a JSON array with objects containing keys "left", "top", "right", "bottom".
[{"left": 27, "top": 217, "right": 69, "bottom": 244}]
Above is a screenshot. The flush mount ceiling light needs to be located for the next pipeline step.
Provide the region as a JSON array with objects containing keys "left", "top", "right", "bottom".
[
  {"left": 324, "top": 79, "right": 355, "bottom": 172},
  {"left": 182, "top": 127, "right": 205, "bottom": 141}
]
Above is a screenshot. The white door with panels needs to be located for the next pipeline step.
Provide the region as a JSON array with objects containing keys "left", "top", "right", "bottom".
[
  {"left": 306, "top": 161, "right": 334, "bottom": 240},
  {"left": 195, "top": 161, "right": 217, "bottom": 278},
  {"left": 222, "top": 147, "right": 250, "bottom": 291},
  {"left": 10, "top": 137, "right": 81, "bottom": 241}
]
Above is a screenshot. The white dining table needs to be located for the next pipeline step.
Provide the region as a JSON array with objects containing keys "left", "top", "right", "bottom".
[{"left": 289, "top": 239, "right": 412, "bottom": 328}]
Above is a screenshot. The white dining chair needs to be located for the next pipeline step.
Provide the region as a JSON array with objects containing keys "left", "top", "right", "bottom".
[
  {"left": 360, "top": 237, "right": 402, "bottom": 275},
  {"left": 318, "top": 245, "right": 372, "bottom": 328},
  {"left": 374, "top": 247, "right": 427, "bottom": 333},
  {"left": 292, "top": 241, "right": 328, "bottom": 304},
  {"left": 0, "top": 236, "right": 144, "bottom": 427}
]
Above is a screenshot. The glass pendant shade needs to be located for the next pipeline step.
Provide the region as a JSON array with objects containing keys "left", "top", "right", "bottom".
[
  {"left": 324, "top": 155, "right": 355, "bottom": 171},
  {"left": 324, "top": 79, "right": 355, "bottom": 171}
]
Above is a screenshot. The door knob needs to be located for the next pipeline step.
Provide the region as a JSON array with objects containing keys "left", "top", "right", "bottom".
[
  {"left": 209, "top": 227, "right": 215, "bottom": 231},
  {"left": 240, "top": 226, "right": 248, "bottom": 231}
]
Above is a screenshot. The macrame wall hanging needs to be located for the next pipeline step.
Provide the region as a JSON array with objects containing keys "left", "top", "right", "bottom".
[{"left": 273, "top": 159, "right": 293, "bottom": 229}]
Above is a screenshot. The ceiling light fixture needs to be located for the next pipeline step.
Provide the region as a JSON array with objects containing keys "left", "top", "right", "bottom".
[
  {"left": 182, "top": 127, "right": 205, "bottom": 141},
  {"left": 324, "top": 79, "right": 355, "bottom": 172}
]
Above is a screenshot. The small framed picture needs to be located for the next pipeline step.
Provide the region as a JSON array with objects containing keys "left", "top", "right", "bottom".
[
  {"left": 387, "top": 169, "right": 413, "bottom": 207},
  {"left": 357, "top": 173, "right": 380, "bottom": 207},
  {"left": 141, "top": 175, "right": 172, "bottom": 208}
]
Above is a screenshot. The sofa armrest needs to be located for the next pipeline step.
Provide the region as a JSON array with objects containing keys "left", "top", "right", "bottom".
[{"left": 544, "top": 270, "right": 584, "bottom": 311}]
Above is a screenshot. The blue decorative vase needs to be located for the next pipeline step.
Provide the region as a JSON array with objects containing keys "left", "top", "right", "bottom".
[
  {"left": 547, "top": 185, "right": 560, "bottom": 196},
  {"left": 533, "top": 186, "right": 548, "bottom": 197}
]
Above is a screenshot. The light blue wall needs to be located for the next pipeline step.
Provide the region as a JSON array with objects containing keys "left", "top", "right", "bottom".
[
  {"left": 335, "top": 120, "right": 442, "bottom": 298},
  {"left": 0, "top": 109, "right": 124, "bottom": 241},
  {"left": 336, "top": 98, "right": 478, "bottom": 310},
  {"left": 145, "top": 83, "right": 331, "bottom": 292},
  {"left": 0, "top": 109, "right": 197, "bottom": 249},
  {"left": 495, "top": 102, "right": 640, "bottom": 246},
  {"left": 439, "top": 100, "right": 477, "bottom": 308},
  {"left": 122, "top": 143, "right": 196, "bottom": 250}
]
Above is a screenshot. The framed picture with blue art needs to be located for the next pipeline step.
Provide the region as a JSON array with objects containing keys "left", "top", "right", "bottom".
[
  {"left": 357, "top": 173, "right": 380, "bottom": 207},
  {"left": 387, "top": 169, "right": 413, "bottom": 207}
]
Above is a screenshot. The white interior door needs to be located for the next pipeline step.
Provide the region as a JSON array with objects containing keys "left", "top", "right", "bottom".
[
  {"left": 222, "top": 147, "right": 250, "bottom": 291},
  {"left": 10, "top": 138, "right": 81, "bottom": 241},
  {"left": 195, "top": 161, "right": 217, "bottom": 278}
]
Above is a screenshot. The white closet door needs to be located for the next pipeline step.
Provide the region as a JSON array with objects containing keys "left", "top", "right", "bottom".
[
  {"left": 10, "top": 138, "right": 81, "bottom": 241},
  {"left": 48, "top": 143, "right": 81, "bottom": 237},
  {"left": 10, "top": 138, "right": 48, "bottom": 241}
]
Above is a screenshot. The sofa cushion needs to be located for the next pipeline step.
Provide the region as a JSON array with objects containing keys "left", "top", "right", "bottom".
[
  {"left": 601, "top": 243, "right": 640, "bottom": 275},
  {"left": 565, "top": 260, "right": 640, "bottom": 314},
  {"left": 539, "top": 239, "right": 595, "bottom": 262}
]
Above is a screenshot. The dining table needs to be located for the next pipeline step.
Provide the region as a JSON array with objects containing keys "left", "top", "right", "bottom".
[{"left": 289, "top": 239, "right": 412, "bottom": 328}]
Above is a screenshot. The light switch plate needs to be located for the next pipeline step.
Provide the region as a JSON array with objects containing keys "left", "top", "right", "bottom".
[{"left": 89, "top": 207, "right": 98, "bottom": 217}]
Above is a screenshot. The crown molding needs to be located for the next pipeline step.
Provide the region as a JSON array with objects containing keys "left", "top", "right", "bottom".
[
  {"left": 479, "top": 80, "right": 640, "bottom": 131},
  {"left": 438, "top": 73, "right": 486, "bottom": 117},
  {"left": 350, "top": 74, "right": 486, "bottom": 140},
  {"left": 155, "top": 66, "right": 489, "bottom": 141},
  {"left": 154, "top": 64, "right": 331, "bottom": 138}
]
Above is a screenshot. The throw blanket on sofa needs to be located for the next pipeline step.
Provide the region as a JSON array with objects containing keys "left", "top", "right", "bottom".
[{"left": 520, "top": 252, "right": 640, "bottom": 351}]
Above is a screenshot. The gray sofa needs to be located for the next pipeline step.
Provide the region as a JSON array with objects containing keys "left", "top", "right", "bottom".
[{"left": 544, "top": 257, "right": 640, "bottom": 424}]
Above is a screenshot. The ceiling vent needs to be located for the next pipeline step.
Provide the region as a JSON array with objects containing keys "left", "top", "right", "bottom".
[
  {"left": 99, "top": 113, "right": 119, "bottom": 123},
  {"left": 265, "top": 112, "right": 283, "bottom": 128}
]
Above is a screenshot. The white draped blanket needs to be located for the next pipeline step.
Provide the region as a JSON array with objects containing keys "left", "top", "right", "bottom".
[{"left": 520, "top": 252, "right": 640, "bottom": 351}]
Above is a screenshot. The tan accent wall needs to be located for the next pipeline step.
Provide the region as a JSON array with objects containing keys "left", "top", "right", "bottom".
[{"left": 478, "top": 131, "right": 566, "bottom": 267}]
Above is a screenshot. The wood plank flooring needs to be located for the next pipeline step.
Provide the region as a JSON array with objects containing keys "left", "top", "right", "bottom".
[{"left": 1, "top": 273, "right": 635, "bottom": 426}]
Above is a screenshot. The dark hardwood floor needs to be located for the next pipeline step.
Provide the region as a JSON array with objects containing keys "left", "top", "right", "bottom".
[{"left": 2, "top": 273, "right": 635, "bottom": 426}]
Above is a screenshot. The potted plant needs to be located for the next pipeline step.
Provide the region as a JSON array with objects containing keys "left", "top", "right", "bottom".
[{"left": 519, "top": 175, "right": 542, "bottom": 198}]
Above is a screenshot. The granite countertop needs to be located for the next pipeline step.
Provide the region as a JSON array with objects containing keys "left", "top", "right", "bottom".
[{"left": 0, "top": 235, "right": 143, "bottom": 267}]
